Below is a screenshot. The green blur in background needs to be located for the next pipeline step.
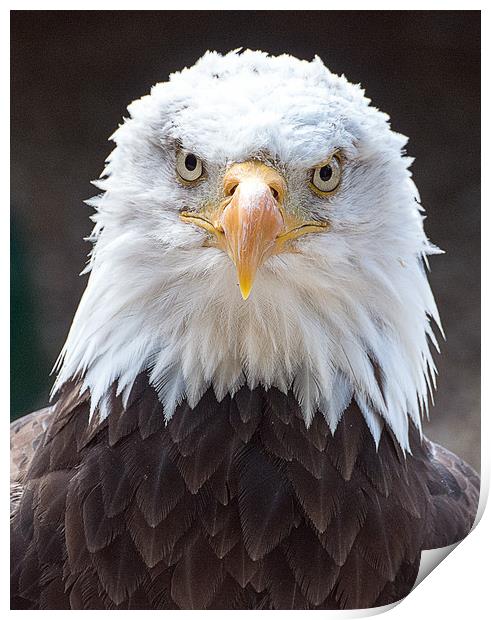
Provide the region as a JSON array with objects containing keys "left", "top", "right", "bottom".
[{"left": 11, "top": 218, "right": 50, "bottom": 420}]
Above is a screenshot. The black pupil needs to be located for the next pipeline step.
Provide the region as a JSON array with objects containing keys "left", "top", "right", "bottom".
[
  {"left": 185, "top": 153, "right": 198, "bottom": 171},
  {"left": 319, "top": 164, "right": 333, "bottom": 182}
]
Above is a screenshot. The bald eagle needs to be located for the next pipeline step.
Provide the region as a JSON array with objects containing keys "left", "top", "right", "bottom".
[{"left": 11, "top": 50, "right": 479, "bottom": 610}]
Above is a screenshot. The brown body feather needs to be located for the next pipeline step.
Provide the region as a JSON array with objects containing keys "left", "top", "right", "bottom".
[{"left": 10, "top": 377, "right": 479, "bottom": 609}]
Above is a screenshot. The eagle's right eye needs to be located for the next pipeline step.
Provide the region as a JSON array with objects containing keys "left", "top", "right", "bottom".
[{"left": 176, "top": 149, "right": 204, "bottom": 183}]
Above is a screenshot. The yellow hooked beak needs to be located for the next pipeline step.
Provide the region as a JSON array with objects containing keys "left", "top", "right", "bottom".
[{"left": 180, "top": 160, "right": 328, "bottom": 300}]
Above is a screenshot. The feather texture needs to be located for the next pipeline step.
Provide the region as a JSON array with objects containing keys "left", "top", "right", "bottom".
[{"left": 11, "top": 378, "right": 479, "bottom": 609}]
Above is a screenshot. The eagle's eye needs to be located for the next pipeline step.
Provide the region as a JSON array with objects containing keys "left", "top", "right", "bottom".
[
  {"left": 310, "top": 154, "right": 342, "bottom": 195},
  {"left": 176, "top": 149, "right": 204, "bottom": 183}
]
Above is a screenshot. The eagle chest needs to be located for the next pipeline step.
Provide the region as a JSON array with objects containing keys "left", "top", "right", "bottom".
[{"left": 11, "top": 378, "right": 445, "bottom": 610}]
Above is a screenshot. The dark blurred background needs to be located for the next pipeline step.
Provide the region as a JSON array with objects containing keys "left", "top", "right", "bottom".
[{"left": 11, "top": 11, "right": 480, "bottom": 470}]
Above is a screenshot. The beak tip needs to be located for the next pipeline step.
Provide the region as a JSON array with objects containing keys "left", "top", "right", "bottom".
[{"left": 239, "top": 283, "right": 252, "bottom": 300}]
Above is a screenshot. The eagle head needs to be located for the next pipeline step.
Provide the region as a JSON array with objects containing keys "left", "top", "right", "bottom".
[{"left": 54, "top": 50, "right": 441, "bottom": 451}]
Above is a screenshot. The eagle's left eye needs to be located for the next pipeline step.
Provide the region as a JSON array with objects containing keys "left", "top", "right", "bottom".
[
  {"left": 176, "top": 150, "right": 204, "bottom": 182},
  {"left": 310, "top": 154, "right": 342, "bottom": 194}
]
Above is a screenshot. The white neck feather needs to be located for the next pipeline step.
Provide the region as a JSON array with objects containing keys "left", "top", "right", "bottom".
[{"left": 53, "top": 224, "right": 441, "bottom": 452}]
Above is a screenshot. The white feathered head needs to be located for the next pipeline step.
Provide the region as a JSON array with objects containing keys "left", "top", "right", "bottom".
[{"left": 54, "top": 50, "right": 441, "bottom": 451}]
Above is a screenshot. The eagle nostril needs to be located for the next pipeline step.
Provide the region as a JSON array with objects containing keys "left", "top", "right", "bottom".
[
  {"left": 227, "top": 184, "right": 238, "bottom": 197},
  {"left": 270, "top": 187, "right": 279, "bottom": 201}
]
